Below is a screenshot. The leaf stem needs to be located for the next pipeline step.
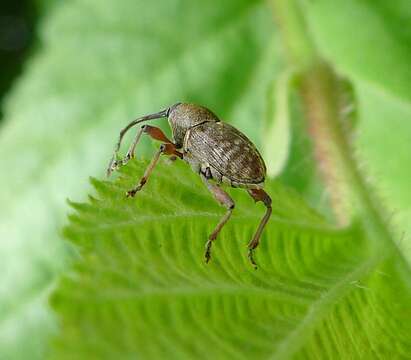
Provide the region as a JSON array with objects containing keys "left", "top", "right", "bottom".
[{"left": 270, "top": 0, "right": 396, "bottom": 250}]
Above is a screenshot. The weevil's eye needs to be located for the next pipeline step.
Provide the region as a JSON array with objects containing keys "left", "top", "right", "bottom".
[{"left": 167, "top": 102, "right": 182, "bottom": 117}]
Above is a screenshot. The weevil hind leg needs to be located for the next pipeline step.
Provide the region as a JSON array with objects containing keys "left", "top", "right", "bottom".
[
  {"left": 201, "top": 175, "right": 235, "bottom": 263},
  {"left": 246, "top": 188, "right": 272, "bottom": 268}
]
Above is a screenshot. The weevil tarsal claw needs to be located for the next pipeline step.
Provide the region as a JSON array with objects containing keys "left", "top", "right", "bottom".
[
  {"left": 106, "top": 157, "right": 117, "bottom": 177},
  {"left": 247, "top": 249, "right": 258, "bottom": 270},
  {"left": 106, "top": 155, "right": 121, "bottom": 177},
  {"left": 107, "top": 152, "right": 135, "bottom": 177},
  {"left": 126, "top": 188, "right": 138, "bottom": 197},
  {"left": 204, "top": 239, "right": 213, "bottom": 263}
]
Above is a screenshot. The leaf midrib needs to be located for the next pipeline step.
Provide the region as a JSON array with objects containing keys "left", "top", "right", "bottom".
[
  {"left": 68, "top": 210, "right": 339, "bottom": 234},
  {"left": 269, "top": 254, "right": 381, "bottom": 359}
]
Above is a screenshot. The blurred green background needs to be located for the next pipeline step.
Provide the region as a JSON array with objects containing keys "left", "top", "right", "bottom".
[{"left": 0, "top": 0, "right": 410, "bottom": 359}]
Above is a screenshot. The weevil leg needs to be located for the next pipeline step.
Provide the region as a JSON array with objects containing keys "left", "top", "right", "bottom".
[
  {"left": 108, "top": 125, "right": 145, "bottom": 174},
  {"left": 247, "top": 188, "right": 272, "bottom": 268},
  {"left": 123, "top": 125, "right": 176, "bottom": 166},
  {"left": 123, "top": 125, "right": 146, "bottom": 162},
  {"left": 106, "top": 108, "right": 169, "bottom": 176},
  {"left": 126, "top": 142, "right": 182, "bottom": 197},
  {"left": 107, "top": 125, "right": 175, "bottom": 176},
  {"left": 107, "top": 122, "right": 145, "bottom": 176},
  {"left": 201, "top": 175, "right": 235, "bottom": 263}
]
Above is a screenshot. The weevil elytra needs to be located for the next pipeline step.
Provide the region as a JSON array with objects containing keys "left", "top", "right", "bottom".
[{"left": 107, "top": 103, "right": 272, "bottom": 267}]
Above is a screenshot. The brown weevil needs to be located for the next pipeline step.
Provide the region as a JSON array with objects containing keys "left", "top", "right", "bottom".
[{"left": 107, "top": 103, "right": 272, "bottom": 267}]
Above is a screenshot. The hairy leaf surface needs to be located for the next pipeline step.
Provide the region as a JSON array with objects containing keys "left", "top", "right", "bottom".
[{"left": 52, "top": 160, "right": 411, "bottom": 359}]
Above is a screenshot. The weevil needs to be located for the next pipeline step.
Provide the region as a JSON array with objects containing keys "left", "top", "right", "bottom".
[{"left": 107, "top": 103, "right": 272, "bottom": 267}]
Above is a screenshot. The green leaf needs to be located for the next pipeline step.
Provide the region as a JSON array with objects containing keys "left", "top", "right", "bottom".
[
  {"left": 51, "top": 160, "right": 411, "bottom": 359},
  {"left": 304, "top": 0, "right": 411, "bottom": 103},
  {"left": 263, "top": 69, "right": 293, "bottom": 177},
  {"left": 0, "top": 0, "right": 279, "bottom": 358}
]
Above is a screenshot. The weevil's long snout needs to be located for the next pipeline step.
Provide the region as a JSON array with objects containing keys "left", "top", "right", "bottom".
[
  {"left": 130, "top": 107, "right": 169, "bottom": 125},
  {"left": 124, "top": 102, "right": 182, "bottom": 130},
  {"left": 106, "top": 106, "right": 175, "bottom": 177},
  {"left": 117, "top": 107, "right": 171, "bottom": 143}
]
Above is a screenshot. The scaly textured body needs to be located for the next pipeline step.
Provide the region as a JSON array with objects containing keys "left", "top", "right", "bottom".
[
  {"left": 107, "top": 102, "right": 272, "bottom": 267},
  {"left": 183, "top": 121, "right": 266, "bottom": 188}
]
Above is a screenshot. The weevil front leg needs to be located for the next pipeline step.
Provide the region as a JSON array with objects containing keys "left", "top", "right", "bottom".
[
  {"left": 247, "top": 188, "right": 272, "bottom": 268},
  {"left": 107, "top": 125, "right": 175, "bottom": 176},
  {"left": 126, "top": 142, "right": 182, "bottom": 197},
  {"left": 201, "top": 175, "right": 235, "bottom": 263}
]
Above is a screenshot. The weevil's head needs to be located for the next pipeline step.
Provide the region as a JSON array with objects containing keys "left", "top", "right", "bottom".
[{"left": 167, "top": 103, "right": 219, "bottom": 148}]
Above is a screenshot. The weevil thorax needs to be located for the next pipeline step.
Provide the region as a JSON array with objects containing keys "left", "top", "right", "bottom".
[{"left": 168, "top": 103, "right": 219, "bottom": 148}]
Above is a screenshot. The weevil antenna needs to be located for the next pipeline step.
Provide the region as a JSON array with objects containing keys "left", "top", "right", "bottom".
[{"left": 107, "top": 107, "right": 169, "bottom": 176}]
